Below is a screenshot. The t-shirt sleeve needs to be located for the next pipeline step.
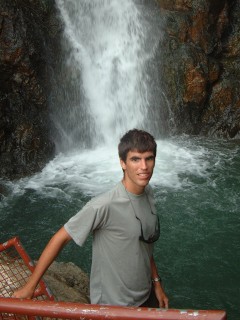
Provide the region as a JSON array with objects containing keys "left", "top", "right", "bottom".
[{"left": 64, "top": 200, "right": 109, "bottom": 246}]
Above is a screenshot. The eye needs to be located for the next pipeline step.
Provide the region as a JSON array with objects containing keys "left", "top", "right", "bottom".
[
  {"left": 131, "top": 157, "right": 140, "bottom": 162},
  {"left": 146, "top": 156, "right": 155, "bottom": 161}
]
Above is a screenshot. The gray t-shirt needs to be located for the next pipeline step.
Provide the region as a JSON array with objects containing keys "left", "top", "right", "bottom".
[{"left": 64, "top": 182, "right": 159, "bottom": 306}]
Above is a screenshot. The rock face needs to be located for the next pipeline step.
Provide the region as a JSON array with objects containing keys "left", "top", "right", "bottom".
[
  {"left": 0, "top": 0, "right": 60, "bottom": 179},
  {"left": 157, "top": 0, "right": 240, "bottom": 138},
  {"left": 44, "top": 261, "right": 90, "bottom": 303}
]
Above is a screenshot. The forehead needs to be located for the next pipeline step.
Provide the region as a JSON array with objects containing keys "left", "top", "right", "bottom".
[{"left": 126, "top": 149, "right": 155, "bottom": 159}]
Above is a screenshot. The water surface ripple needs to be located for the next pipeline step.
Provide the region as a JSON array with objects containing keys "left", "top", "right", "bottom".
[{"left": 0, "top": 136, "right": 239, "bottom": 319}]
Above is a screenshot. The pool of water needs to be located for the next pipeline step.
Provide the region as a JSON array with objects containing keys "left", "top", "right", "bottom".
[{"left": 0, "top": 136, "right": 239, "bottom": 319}]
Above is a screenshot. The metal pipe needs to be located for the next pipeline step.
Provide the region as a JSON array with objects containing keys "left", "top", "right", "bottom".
[
  {"left": 0, "top": 237, "right": 54, "bottom": 301},
  {"left": 0, "top": 298, "right": 227, "bottom": 320}
]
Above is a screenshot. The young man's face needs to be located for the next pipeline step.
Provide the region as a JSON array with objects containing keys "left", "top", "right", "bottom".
[{"left": 120, "top": 150, "right": 155, "bottom": 195}]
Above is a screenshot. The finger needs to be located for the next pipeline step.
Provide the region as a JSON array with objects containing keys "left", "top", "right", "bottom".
[
  {"left": 164, "top": 298, "right": 169, "bottom": 309},
  {"left": 159, "top": 299, "right": 164, "bottom": 308}
]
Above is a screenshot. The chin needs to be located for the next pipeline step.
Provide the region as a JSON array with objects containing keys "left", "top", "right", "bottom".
[{"left": 138, "top": 180, "right": 150, "bottom": 187}]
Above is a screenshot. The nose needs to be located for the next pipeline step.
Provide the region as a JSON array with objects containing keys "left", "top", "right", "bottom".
[{"left": 140, "top": 159, "right": 147, "bottom": 170}]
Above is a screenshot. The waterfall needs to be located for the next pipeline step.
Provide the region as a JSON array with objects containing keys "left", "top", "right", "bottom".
[
  {"left": 7, "top": 0, "right": 204, "bottom": 197},
  {"left": 53, "top": 0, "right": 162, "bottom": 151},
  {"left": 3, "top": 1, "right": 207, "bottom": 198}
]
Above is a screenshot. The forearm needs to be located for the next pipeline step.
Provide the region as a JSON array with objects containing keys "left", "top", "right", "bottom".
[
  {"left": 29, "top": 229, "right": 70, "bottom": 285},
  {"left": 150, "top": 255, "right": 169, "bottom": 308},
  {"left": 13, "top": 227, "right": 71, "bottom": 298},
  {"left": 150, "top": 255, "right": 160, "bottom": 280}
]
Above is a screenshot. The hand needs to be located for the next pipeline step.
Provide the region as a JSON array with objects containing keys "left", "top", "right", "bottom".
[
  {"left": 12, "top": 283, "right": 35, "bottom": 299},
  {"left": 154, "top": 282, "right": 169, "bottom": 308}
]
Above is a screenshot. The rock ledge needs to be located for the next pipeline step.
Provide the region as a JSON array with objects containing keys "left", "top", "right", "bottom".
[{"left": 43, "top": 261, "right": 90, "bottom": 304}]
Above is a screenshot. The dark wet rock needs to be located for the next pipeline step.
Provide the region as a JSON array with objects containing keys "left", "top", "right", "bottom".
[
  {"left": 0, "top": 183, "right": 10, "bottom": 200},
  {"left": 44, "top": 261, "right": 90, "bottom": 303},
  {"left": 0, "top": 0, "right": 62, "bottom": 179},
  {"left": 157, "top": 0, "right": 240, "bottom": 138}
]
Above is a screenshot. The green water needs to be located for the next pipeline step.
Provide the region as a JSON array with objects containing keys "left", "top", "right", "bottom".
[{"left": 0, "top": 137, "right": 239, "bottom": 319}]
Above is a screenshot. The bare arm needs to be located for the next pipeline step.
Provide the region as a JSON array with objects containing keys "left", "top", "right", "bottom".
[
  {"left": 150, "top": 255, "right": 169, "bottom": 308},
  {"left": 12, "top": 227, "right": 72, "bottom": 299}
]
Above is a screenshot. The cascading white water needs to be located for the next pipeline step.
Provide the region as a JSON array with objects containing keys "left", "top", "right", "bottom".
[
  {"left": 54, "top": 0, "right": 162, "bottom": 149},
  {"left": 5, "top": 0, "right": 210, "bottom": 197}
]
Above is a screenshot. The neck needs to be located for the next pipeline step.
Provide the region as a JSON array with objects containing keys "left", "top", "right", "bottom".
[{"left": 121, "top": 179, "right": 145, "bottom": 195}]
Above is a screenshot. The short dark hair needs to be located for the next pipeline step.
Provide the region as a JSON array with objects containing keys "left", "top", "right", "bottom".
[{"left": 118, "top": 129, "right": 157, "bottom": 162}]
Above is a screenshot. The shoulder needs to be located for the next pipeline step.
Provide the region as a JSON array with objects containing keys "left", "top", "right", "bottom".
[{"left": 87, "top": 182, "right": 126, "bottom": 209}]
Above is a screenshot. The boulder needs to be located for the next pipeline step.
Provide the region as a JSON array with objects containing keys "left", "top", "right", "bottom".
[{"left": 43, "top": 261, "right": 90, "bottom": 303}]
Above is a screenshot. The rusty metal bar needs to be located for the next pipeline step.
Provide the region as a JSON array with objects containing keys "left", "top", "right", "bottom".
[
  {"left": 0, "top": 237, "right": 54, "bottom": 300},
  {"left": 0, "top": 298, "right": 227, "bottom": 320}
]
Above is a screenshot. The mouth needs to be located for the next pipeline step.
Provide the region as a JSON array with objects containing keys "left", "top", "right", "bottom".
[{"left": 138, "top": 173, "right": 151, "bottom": 179}]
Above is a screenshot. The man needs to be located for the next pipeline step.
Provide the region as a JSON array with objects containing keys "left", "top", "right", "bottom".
[{"left": 13, "top": 129, "right": 169, "bottom": 308}]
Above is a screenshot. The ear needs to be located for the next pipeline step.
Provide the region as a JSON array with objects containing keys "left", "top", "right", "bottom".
[{"left": 120, "top": 158, "right": 126, "bottom": 170}]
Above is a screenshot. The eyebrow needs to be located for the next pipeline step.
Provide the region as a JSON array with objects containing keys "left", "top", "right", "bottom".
[{"left": 129, "top": 155, "right": 155, "bottom": 160}]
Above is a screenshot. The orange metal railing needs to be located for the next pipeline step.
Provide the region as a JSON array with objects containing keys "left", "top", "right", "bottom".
[
  {"left": 0, "top": 297, "right": 227, "bottom": 320},
  {"left": 0, "top": 237, "right": 54, "bottom": 301},
  {"left": 0, "top": 237, "right": 227, "bottom": 320}
]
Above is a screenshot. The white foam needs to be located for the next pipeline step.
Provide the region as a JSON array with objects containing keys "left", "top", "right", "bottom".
[{"left": 7, "top": 139, "right": 209, "bottom": 198}]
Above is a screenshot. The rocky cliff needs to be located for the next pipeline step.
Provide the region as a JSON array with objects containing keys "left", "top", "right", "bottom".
[
  {"left": 0, "top": 0, "right": 60, "bottom": 179},
  {"left": 157, "top": 0, "right": 240, "bottom": 138}
]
